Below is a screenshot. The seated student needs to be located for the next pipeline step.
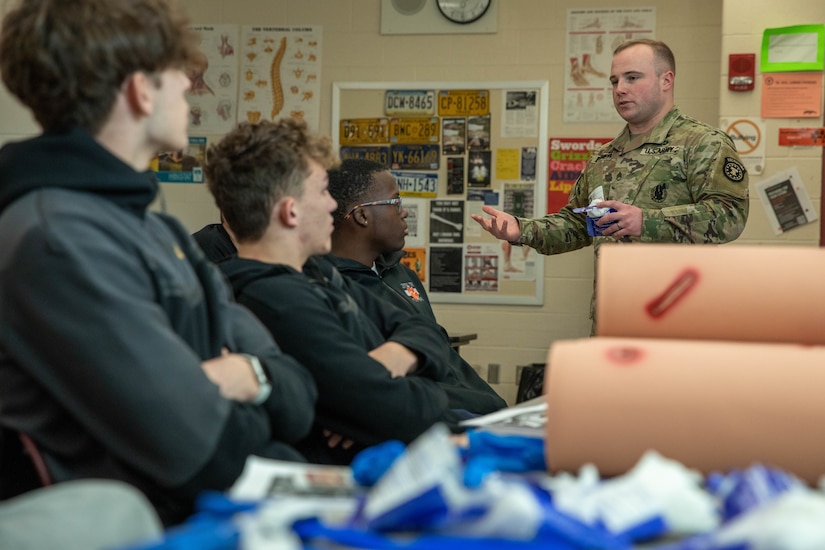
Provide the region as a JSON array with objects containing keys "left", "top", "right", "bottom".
[
  {"left": 192, "top": 214, "right": 238, "bottom": 264},
  {"left": 0, "top": 0, "right": 316, "bottom": 526},
  {"left": 326, "top": 159, "right": 506, "bottom": 413},
  {"left": 205, "top": 118, "right": 482, "bottom": 465},
  {"left": 326, "top": 159, "right": 436, "bottom": 319}
]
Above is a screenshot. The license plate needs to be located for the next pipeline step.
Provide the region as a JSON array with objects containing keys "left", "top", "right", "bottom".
[
  {"left": 392, "top": 171, "right": 438, "bottom": 197},
  {"left": 389, "top": 117, "right": 440, "bottom": 144},
  {"left": 390, "top": 144, "right": 440, "bottom": 170},
  {"left": 340, "top": 146, "right": 390, "bottom": 166},
  {"left": 438, "top": 89, "right": 490, "bottom": 116},
  {"left": 385, "top": 90, "right": 436, "bottom": 116},
  {"left": 339, "top": 118, "right": 389, "bottom": 145}
]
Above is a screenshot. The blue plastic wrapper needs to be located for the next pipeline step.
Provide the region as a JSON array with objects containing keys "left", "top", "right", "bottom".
[
  {"left": 705, "top": 463, "right": 804, "bottom": 522},
  {"left": 351, "top": 439, "right": 406, "bottom": 487},
  {"left": 584, "top": 208, "right": 617, "bottom": 236},
  {"left": 462, "top": 431, "right": 547, "bottom": 488}
]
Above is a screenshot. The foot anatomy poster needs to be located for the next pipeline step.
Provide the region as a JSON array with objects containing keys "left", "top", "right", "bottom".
[{"left": 564, "top": 8, "right": 655, "bottom": 123}]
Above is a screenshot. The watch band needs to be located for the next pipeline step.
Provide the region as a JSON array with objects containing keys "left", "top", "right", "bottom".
[{"left": 241, "top": 353, "right": 272, "bottom": 405}]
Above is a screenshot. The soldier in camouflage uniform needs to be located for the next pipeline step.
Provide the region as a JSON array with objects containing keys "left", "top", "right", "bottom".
[{"left": 472, "top": 38, "right": 749, "bottom": 330}]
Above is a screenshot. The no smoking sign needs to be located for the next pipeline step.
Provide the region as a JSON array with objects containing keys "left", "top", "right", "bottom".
[{"left": 722, "top": 117, "right": 765, "bottom": 175}]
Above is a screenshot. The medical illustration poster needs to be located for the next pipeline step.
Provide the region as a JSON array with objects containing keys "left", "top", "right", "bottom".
[
  {"left": 564, "top": 7, "right": 655, "bottom": 123},
  {"left": 188, "top": 25, "right": 239, "bottom": 135},
  {"left": 239, "top": 26, "right": 322, "bottom": 130}
]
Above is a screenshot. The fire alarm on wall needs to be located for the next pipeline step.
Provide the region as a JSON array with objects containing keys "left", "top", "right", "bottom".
[{"left": 729, "top": 53, "right": 755, "bottom": 92}]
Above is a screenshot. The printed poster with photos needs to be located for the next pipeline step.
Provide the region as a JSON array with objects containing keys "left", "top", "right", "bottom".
[
  {"left": 239, "top": 26, "right": 322, "bottom": 130},
  {"left": 464, "top": 244, "right": 501, "bottom": 292},
  {"left": 151, "top": 136, "right": 207, "bottom": 184}
]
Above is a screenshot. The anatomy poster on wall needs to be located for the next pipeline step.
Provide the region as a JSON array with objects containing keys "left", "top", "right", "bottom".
[
  {"left": 188, "top": 25, "right": 239, "bottom": 135},
  {"left": 239, "top": 26, "right": 322, "bottom": 131},
  {"left": 564, "top": 7, "right": 655, "bottom": 123}
]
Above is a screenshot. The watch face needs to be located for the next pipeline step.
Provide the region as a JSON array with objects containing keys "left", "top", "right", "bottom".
[{"left": 436, "top": 0, "right": 491, "bottom": 24}]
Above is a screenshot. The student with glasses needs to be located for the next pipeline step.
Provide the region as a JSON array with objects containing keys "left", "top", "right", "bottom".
[{"left": 327, "top": 159, "right": 506, "bottom": 415}]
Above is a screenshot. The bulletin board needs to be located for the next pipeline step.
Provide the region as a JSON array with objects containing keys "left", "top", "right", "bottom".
[{"left": 332, "top": 80, "right": 548, "bottom": 305}]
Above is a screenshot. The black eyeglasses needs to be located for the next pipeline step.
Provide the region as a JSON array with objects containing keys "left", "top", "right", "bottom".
[{"left": 344, "top": 197, "right": 403, "bottom": 220}]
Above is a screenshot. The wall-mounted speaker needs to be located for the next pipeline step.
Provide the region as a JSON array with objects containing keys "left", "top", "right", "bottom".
[{"left": 380, "top": 0, "right": 498, "bottom": 35}]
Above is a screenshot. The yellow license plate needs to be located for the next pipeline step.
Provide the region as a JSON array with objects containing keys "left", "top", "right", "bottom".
[
  {"left": 438, "top": 90, "right": 490, "bottom": 116},
  {"left": 339, "top": 118, "right": 389, "bottom": 146},
  {"left": 389, "top": 117, "right": 440, "bottom": 144}
]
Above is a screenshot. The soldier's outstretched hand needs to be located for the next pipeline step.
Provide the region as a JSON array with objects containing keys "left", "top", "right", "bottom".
[{"left": 471, "top": 205, "right": 520, "bottom": 242}]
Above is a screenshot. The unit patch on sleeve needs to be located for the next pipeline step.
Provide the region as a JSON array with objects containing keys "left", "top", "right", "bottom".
[
  {"left": 401, "top": 282, "right": 422, "bottom": 302},
  {"left": 723, "top": 157, "right": 746, "bottom": 182}
]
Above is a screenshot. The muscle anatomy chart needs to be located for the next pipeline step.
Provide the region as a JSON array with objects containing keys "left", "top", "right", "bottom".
[{"left": 188, "top": 25, "right": 240, "bottom": 134}]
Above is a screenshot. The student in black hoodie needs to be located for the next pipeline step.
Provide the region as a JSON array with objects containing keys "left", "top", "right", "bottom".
[
  {"left": 326, "top": 159, "right": 506, "bottom": 413},
  {"left": 206, "top": 118, "right": 488, "bottom": 465},
  {"left": 0, "top": 0, "right": 316, "bottom": 526}
]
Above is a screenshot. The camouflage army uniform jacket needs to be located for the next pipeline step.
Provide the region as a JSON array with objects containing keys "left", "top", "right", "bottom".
[{"left": 513, "top": 107, "right": 749, "bottom": 254}]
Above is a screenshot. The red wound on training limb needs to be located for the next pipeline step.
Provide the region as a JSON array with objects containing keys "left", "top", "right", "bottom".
[
  {"left": 606, "top": 346, "right": 644, "bottom": 365},
  {"left": 645, "top": 268, "right": 700, "bottom": 318}
]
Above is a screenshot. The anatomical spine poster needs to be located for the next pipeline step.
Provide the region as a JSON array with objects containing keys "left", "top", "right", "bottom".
[{"left": 239, "top": 26, "right": 322, "bottom": 131}]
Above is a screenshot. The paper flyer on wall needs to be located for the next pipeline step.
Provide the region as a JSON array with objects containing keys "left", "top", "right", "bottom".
[
  {"left": 502, "top": 89, "right": 538, "bottom": 137},
  {"left": 151, "top": 137, "right": 207, "bottom": 184},
  {"left": 464, "top": 243, "right": 501, "bottom": 292},
  {"left": 564, "top": 7, "right": 655, "bottom": 123},
  {"left": 239, "top": 26, "right": 322, "bottom": 130},
  {"left": 188, "top": 25, "right": 240, "bottom": 135},
  {"left": 402, "top": 197, "right": 427, "bottom": 247},
  {"left": 502, "top": 183, "right": 537, "bottom": 280},
  {"left": 401, "top": 248, "right": 427, "bottom": 283},
  {"left": 755, "top": 167, "right": 817, "bottom": 235}
]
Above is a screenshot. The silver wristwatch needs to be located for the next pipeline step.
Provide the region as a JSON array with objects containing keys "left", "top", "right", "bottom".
[{"left": 241, "top": 354, "right": 272, "bottom": 405}]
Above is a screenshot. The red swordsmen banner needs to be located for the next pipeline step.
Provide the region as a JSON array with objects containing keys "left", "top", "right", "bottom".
[{"left": 547, "top": 137, "right": 611, "bottom": 214}]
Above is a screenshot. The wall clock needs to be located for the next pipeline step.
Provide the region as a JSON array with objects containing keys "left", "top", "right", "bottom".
[{"left": 436, "top": 0, "right": 492, "bottom": 25}]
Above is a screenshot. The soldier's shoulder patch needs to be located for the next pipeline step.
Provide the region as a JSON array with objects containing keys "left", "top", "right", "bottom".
[{"left": 723, "top": 157, "right": 746, "bottom": 182}]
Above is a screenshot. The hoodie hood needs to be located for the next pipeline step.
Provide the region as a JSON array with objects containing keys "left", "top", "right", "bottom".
[
  {"left": 375, "top": 250, "right": 406, "bottom": 275},
  {"left": 219, "top": 256, "right": 299, "bottom": 297},
  {"left": 0, "top": 128, "right": 158, "bottom": 216}
]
